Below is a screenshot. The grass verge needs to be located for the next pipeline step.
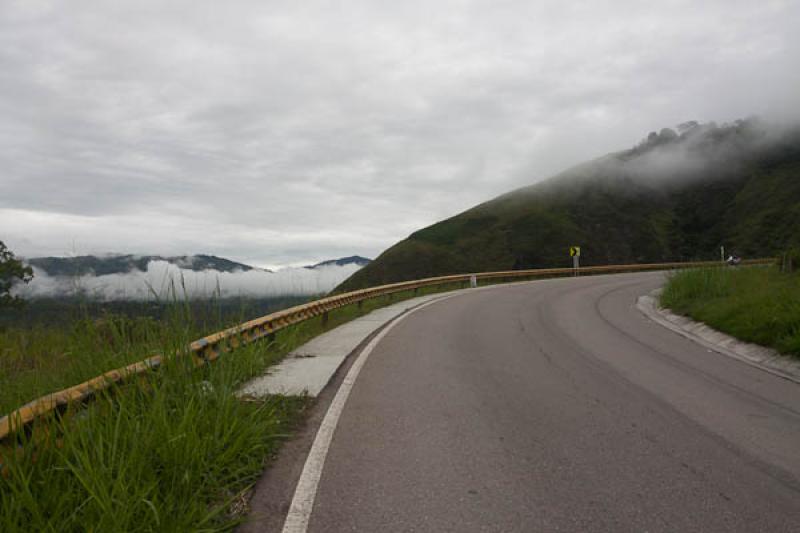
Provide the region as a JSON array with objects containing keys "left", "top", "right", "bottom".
[
  {"left": 0, "top": 282, "right": 465, "bottom": 531},
  {"left": 660, "top": 266, "right": 800, "bottom": 357}
]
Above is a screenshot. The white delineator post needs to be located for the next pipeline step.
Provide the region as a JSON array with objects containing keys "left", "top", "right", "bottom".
[{"left": 470, "top": 274, "right": 477, "bottom": 288}]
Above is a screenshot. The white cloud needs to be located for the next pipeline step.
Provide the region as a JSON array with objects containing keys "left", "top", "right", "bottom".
[{"left": 14, "top": 261, "right": 362, "bottom": 301}]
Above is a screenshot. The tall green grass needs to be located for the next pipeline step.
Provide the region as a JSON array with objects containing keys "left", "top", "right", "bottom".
[
  {"left": 661, "top": 266, "right": 800, "bottom": 356},
  {"left": 1, "top": 327, "right": 310, "bottom": 531},
  {"left": 0, "top": 282, "right": 466, "bottom": 531},
  {"left": 0, "top": 287, "right": 273, "bottom": 415}
]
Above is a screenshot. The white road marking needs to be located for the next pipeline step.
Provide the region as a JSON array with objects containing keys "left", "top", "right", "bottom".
[{"left": 281, "top": 295, "right": 459, "bottom": 533}]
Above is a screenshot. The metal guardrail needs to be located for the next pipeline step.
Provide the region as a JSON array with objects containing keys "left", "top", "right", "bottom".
[{"left": 0, "top": 258, "right": 773, "bottom": 440}]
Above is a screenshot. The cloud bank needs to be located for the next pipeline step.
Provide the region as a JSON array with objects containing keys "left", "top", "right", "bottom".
[
  {"left": 14, "top": 261, "right": 362, "bottom": 301},
  {"left": 620, "top": 119, "right": 795, "bottom": 183},
  {"left": 533, "top": 118, "right": 800, "bottom": 195}
]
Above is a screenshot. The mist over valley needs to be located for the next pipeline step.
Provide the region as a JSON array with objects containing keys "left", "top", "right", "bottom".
[{"left": 14, "top": 254, "right": 370, "bottom": 301}]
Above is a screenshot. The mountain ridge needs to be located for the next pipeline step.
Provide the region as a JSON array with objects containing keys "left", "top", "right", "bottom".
[
  {"left": 305, "top": 256, "right": 372, "bottom": 270},
  {"left": 338, "top": 119, "right": 800, "bottom": 291},
  {"left": 25, "top": 254, "right": 263, "bottom": 277}
]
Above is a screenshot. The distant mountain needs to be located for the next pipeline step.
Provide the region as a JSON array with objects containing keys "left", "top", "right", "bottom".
[
  {"left": 338, "top": 118, "right": 800, "bottom": 291},
  {"left": 305, "top": 256, "right": 372, "bottom": 269},
  {"left": 26, "top": 254, "right": 263, "bottom": 277}
]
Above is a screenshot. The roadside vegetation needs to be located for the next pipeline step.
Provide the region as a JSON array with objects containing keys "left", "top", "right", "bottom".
[
  {"left": 0, "top": 295, "right": 309, "bottom": 414},
  {"left": 0, "top": 279, "right": 465, "bottom": 531},
  {"left": 660, "top": 263, "right": 800, "bottom": 357}
]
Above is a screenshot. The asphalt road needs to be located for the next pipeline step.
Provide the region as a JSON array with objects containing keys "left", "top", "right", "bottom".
[{"left": 304, "top": 272, "right": 800, "bottom": 532}]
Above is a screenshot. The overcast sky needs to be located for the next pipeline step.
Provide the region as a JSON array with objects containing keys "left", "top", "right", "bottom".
[{"left": 2, "top": 0, "right": 799, "bottom": 269}]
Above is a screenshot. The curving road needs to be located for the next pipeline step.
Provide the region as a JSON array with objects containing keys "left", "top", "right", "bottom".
[{"left": 294, "top": 272, "right": 800, "bottom": 532}]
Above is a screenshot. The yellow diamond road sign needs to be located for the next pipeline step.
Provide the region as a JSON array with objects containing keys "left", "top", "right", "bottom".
[{"left": 570, "top": 246, "right": 581, "bottom": 257}]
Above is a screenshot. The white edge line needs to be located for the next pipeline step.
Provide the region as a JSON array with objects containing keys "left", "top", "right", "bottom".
[{"left": 281, "top": 294, "right": 460, "bottom": 533}]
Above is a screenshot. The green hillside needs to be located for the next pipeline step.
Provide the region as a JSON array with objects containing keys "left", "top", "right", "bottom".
[{"left": 339, "top": 119, "right": 800, "bottom": 291}]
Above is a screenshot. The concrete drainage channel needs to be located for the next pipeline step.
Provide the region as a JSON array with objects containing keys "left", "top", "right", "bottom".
[
  {"left": 637, "top": 289, "right": 800, "bottom": 384},
  {"left": 237, "top": 291, "right": 460, "bottom": 399}
]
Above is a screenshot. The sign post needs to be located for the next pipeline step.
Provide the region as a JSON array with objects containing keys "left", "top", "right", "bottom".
[{"left": 570, "top": 246, "right": 581, "bottom": 276}]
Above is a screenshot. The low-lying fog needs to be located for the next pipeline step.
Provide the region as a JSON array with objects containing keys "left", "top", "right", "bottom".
[{"left": 13, "top": 261, "right": 363, "bottom": 301}]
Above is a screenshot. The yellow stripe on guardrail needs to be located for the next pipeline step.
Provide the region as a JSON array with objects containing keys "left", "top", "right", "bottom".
[{"left": 0, "top": 258, "right": 773, "bottom": 440}]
